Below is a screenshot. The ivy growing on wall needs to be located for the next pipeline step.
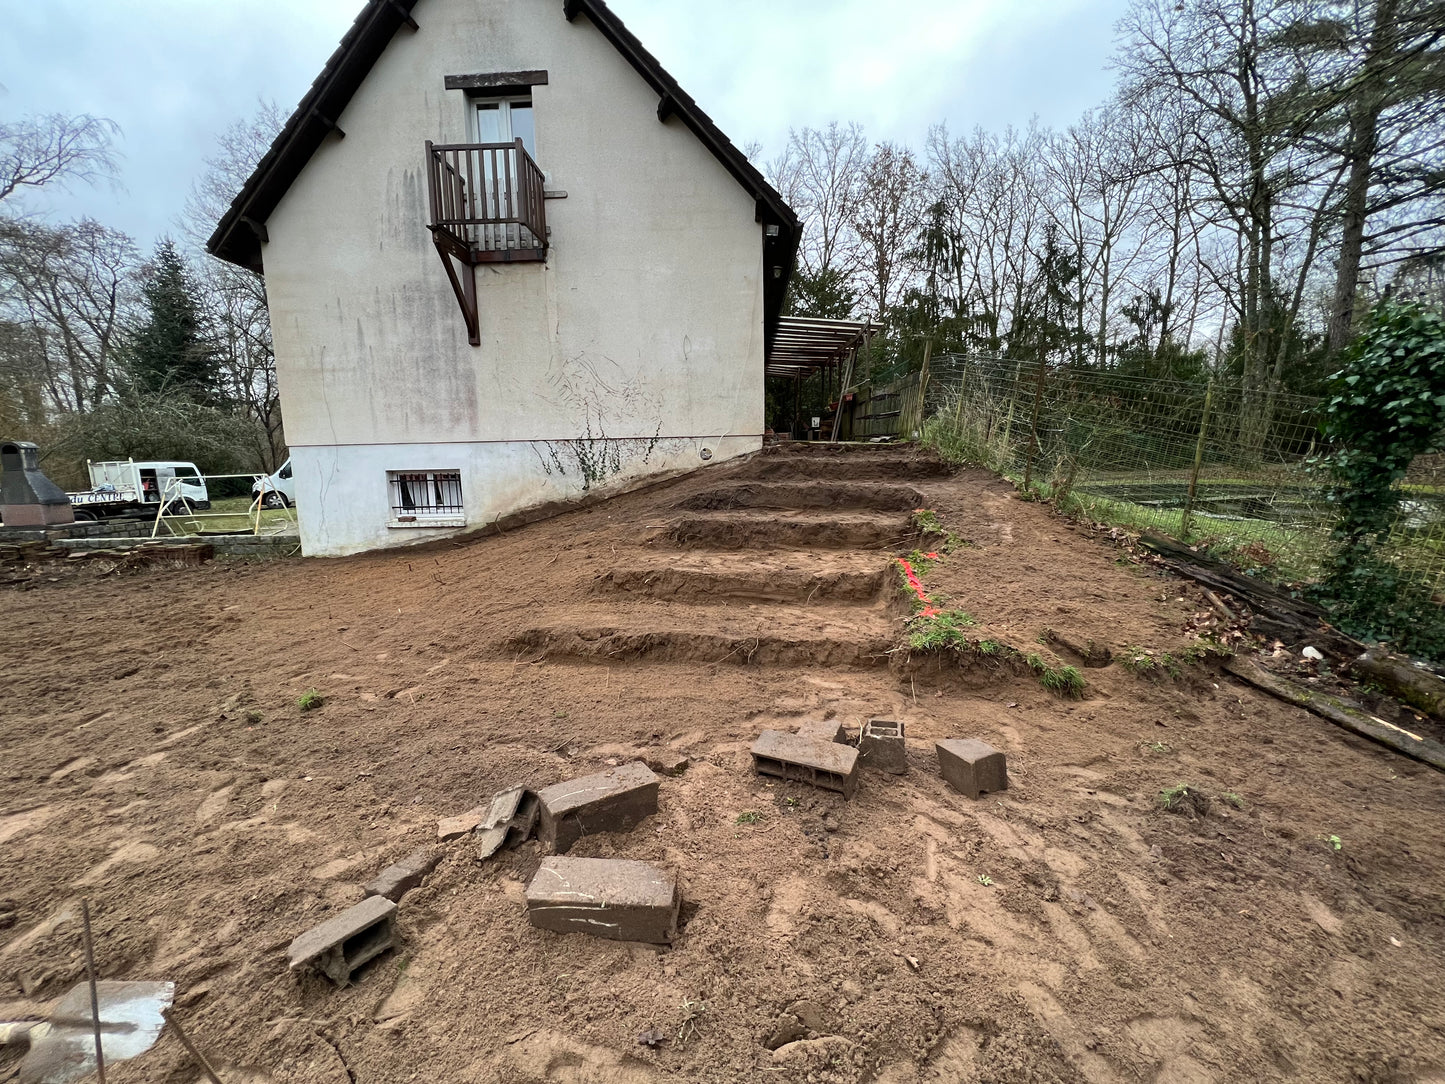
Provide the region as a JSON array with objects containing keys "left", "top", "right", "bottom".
[{"left": 1314, "top": 300, "right": 1445, "bottom": 656}]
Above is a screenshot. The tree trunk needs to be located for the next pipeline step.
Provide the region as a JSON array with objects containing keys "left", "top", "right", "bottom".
[{"left": 1326, "top": 0, "right": 1395, "bottom": 355}]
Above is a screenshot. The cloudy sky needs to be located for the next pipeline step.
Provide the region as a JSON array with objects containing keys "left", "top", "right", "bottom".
[{"left": 0, "top": 0, "right": 1129, "bottom": 249}]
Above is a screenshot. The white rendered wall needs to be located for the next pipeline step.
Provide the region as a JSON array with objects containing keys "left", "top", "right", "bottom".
[
  {"left": 293, "top": 435, "right": 755, "bottom": 556},
  {"left": 260, "top": 0, "right": 767, "bottom": 555}
]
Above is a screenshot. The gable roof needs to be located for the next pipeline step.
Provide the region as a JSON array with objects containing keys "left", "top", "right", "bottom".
[{"left": 207, "top": 0, "right": 800, "bottom": 343}]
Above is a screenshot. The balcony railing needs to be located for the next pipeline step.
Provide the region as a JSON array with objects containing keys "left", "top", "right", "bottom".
[{"left": 425, "top": 139, "right": 547, "bottom": 263}]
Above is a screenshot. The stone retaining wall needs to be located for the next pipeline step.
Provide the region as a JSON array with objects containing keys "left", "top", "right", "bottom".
[{"left": 51, "top": 533, "right": 300, "bottom": 558}]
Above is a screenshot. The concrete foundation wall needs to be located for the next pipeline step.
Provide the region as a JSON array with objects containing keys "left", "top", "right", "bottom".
[{"left": 293, "top": 434, "right": 755, "bottom": 557}]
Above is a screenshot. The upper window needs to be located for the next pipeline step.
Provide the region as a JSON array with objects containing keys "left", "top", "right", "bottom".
[{"left": 475, "top": 98, "right": 534, "bottom": 158}]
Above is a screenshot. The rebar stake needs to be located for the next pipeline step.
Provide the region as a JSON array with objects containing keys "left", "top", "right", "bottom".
[{"left": 80, "top": 898, "right": 105, "bottom": 1084}]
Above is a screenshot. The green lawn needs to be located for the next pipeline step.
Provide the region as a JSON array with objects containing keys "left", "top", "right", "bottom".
[{"left": 157, "top": 495, "right": 296, "bottom": 536}]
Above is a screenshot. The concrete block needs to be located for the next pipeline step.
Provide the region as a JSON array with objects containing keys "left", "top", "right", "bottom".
[
  {"left": 364, "top": 848, "right": 443, "bottom": 902},
  {"left": 525, "top": 856, "right": 679, "bottom": 943},
  {"left": 287, "top": 895, "right": 397, "bottom": 984},
  {"left": 796, "top": 718, "right": 847, "bottom": 744},
  {"left": 936, "top": 739, "right": 1008, "bottom": 799},
  {"left": 475, "top": 786, "right": 539, "bottom": 859},
  {"left": 537, "top": 762, "right": 660, "bottom": 854},
  {"left": 859, "top": 719, "right": 908, "bottom": 775},
  {"left": 751, "top": 730, "right": 859, "bottom": 799}
]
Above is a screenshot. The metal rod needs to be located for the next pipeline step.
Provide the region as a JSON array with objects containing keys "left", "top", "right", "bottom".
[
  {"left": 162, "top": 1008, "right": 224, "bottom": 1084},
  {"left": 81, "top": 899, "right": 106, "bottom": 1084}
]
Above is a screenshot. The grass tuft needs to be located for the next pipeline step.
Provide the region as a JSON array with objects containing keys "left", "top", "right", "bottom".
[
  {"left": 1026, "top": 653, "right": 1087, "bottom": 698},
  {"left": 907, "top": 609, "right": 978, "bottom": 651},
  {"left": 297, "top": 690, "right": 324, "bottom": 712}
]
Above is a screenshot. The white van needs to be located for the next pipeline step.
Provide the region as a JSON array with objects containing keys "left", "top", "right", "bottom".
[
  {"left": 252, "top": 458, "right": 295, "bottom": 508},
  {"left": 87, "top": 460, "right": 211, "bottom": 510}
]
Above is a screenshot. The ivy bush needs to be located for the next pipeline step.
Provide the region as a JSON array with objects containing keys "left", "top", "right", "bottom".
[{"left": 1314, "top": 301, "right": 1445, "bottom": 656}]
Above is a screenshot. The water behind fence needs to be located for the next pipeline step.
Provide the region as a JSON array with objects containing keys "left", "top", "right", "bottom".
[{"left": 914, "top": 354, "right": 1445, "bottom": 594}]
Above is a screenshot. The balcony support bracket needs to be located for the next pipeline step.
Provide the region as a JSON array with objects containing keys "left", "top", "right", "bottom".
[{"left": 432, "top": 237, "right": 480, "bottom": 347}]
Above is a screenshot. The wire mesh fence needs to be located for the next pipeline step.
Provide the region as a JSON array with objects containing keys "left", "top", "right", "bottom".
[{"left": 918, "top": 353, "right": 1445, "bottom": 595}]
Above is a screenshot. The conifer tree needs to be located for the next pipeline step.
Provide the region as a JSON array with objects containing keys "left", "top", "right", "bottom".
[{"left": 129, "top": 239, "right": 218, "bottom": 401}]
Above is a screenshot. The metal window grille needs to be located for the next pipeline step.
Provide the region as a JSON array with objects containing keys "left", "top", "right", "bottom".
[{"left": 388, "top": 470, "right": 464, "bottom": 522}]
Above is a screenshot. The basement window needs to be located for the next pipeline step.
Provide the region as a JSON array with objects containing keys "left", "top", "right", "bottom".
[{"left": 387, "top": 470, "right": 465, "bottom": 528}]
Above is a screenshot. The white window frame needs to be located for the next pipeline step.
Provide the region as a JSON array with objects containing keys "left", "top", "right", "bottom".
[{"left": 387, "top": 469, "right": 465, "bottom": 529}]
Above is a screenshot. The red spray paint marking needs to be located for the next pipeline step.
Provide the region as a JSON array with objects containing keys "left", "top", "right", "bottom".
[{"left": 898, "top": 558, "right": 940, "bottom": 618}]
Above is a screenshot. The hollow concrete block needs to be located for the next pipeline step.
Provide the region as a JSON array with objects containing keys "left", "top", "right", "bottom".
[
  {"left": 287, "top": 895, "right": 397, "bottom": 984},
  {"left": 751, "top": 730, "right": 859, "bottom": 799},
  {"left": 859, "top": 718, "right": 908, "bottom": 774}
]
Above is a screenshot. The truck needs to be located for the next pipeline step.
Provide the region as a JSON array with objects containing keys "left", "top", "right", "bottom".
[{"left": 66, "top": 460, "right": 211, "bottom": 520}]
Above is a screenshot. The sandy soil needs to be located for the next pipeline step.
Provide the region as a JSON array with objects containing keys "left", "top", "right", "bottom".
[{"left": 2, "top": 443, "right": 1444, "bottom": 1084}]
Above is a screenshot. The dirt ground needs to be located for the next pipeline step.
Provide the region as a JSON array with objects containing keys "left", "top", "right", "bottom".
[{"left": 3, "top": 443, "right": 1444, "bottom": 1084}]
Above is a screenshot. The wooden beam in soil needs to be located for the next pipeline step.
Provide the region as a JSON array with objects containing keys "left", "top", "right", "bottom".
[
  {"left": 1137, "top": 531, "right": 1364, "bottom": 661},
  {"left": 1224, "top": 656, "right": 1445, "bottom": 772}
]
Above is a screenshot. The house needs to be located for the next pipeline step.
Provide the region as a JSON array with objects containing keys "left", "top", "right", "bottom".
[{"left": 208, "top": 0, "right": 803, "bottom": 556}]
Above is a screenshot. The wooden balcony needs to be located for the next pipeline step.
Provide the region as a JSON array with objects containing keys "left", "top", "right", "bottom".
[
  {"left": 426, "top": 139, "right": 548, "bottom": 262},
  {"left": 425, "top": 139, "right": 548, "bottom": 344}
]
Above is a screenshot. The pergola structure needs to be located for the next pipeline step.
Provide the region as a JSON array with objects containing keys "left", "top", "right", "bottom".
[{"left": 765, "top": 315, "right": 877, "bottom": 440}]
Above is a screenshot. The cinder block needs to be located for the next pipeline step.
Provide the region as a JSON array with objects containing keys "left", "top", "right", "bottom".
[
  {"left": 858, "top": 719, "right": 908, "bottom": 775},
  {"left": 751, "top": 730, "right": 859, "bottom": 799},
  {"left": 287, "top": 895, "right": 397, "bottom": 984},
  {"left": 536, "top": 762, "right": 660, "bottom": 854},
  {"left": 364, "top": 848, "right": 443, "bottom": 902},
  {"left": 795, "top": 718, "right": 847, "bottom": 744},
  {"left": 936, "top": 739, "right": 1008, "bottom": 799},
  {"left": 525, "top": 856, "right": 679, "bottom": 944},
  {"left": 476, "top": 786, "right": 540, "bottom": 859}
]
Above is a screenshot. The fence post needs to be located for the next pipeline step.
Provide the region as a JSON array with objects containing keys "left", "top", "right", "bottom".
[
  {"left": 1022, "top": 356, "right": 1046, "bottom": 491},
  {"left": 1180, "top": 376, "right": 1215, "bottom": 539},
  {"left": 913, "top": 339, "right": 936, "bottom": 442}
]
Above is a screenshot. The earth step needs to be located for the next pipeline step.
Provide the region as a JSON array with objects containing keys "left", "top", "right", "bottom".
[
  {"left": 730, "top": 456, "right": 953, "bottom": 482},
  {"left": 669, "top": 511, "right": 918, "bottom": 551},
  {"left": 596, "top": 551, "right": 888, "bottom": 603},
  {"left": 676, "top": 482, "right": 925, "bottom": 513},
  {"left": 503, "top": 608, "right": 896, "bottom": 668}
]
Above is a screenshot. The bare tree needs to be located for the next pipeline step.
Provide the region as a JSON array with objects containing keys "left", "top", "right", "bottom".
[
  {"left": 1284, "top": 0, "right": 1445, "bottom": 352},
  {"left": 1041, "top": 106, "right": 1151, "bottom": 365},
  {"left": 0, "top": 114, "right": 119, "bottom": 207},
  {"left": 179, "top": 101, "right": 287, "bottom": 469},
  {"left": 0, "top": 216, "right": 140, "bottom": 413},
  {"left": 852, "top": 142, "right": 928, "bottom": 320},
  {"left": 1119, "top": 0, "right": 1347, "bottom": 450},
  {"left": 785, "top": 122, "right": 868, "bottom": 279},
  {"left": 926, "top": 123, "right": 1051, "bottom": 352}
]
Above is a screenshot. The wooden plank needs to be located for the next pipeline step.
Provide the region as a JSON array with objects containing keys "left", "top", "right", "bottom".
[{"left": 1223, "top": 656, "right": 1445, "bottom": 772}]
